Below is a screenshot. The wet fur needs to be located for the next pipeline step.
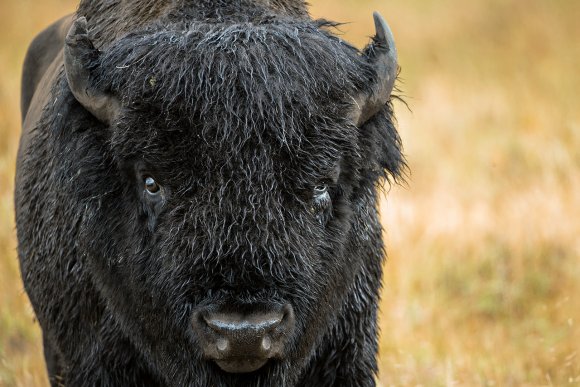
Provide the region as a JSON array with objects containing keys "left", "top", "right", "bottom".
[{"left": 16, "top": 1, "right": 405, "bottom": 386}]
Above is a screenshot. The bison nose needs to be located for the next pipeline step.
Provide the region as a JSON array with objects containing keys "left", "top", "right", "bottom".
[{"left": 192, "top": 304, "right": 295, "bottom": 373}]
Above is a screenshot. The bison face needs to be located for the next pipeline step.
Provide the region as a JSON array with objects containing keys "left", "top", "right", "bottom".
[{"left": 62, "top": 14, "right": 402, "bottom": 386}]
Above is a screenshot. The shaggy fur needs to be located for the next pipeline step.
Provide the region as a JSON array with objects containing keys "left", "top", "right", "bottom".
[{"left": 16, "top": 0, "right": 405, "bottom": 386}]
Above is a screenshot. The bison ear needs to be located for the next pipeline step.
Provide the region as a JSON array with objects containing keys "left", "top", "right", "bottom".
[
  {"left": 64, "top": 17, "right": 120, "bottom": 125},
  {"left": 351, "top": 12, "right": 398, "bottom": 127}
]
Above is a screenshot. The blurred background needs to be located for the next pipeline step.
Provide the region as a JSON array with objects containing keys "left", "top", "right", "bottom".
[{"left": 0, "top": 0, "right": 578, "bottom": 385}]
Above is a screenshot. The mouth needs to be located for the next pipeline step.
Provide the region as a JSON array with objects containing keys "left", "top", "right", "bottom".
[{"left": 214, "top": 358, "right": 269, "bottom": 373}]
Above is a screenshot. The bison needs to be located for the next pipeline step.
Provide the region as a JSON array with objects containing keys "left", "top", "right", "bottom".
[{"left": 16, "top": 0, "right": 405, "bottom": 386}]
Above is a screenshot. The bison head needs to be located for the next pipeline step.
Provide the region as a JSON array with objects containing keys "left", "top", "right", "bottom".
[{"left": 59, "top": 13, "right": 403, "bottom": 385}]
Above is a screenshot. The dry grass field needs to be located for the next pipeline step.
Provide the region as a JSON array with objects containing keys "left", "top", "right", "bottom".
[{"left": 1, "top": 0, "right": 579, "bottom": 386}]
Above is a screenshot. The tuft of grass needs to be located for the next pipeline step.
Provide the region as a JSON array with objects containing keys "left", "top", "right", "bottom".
[{"left": 1, "top": 0, "right": 579, "bottom": 386}]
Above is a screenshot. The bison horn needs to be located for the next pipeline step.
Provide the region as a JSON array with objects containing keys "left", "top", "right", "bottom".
[
  {"left": 351, "top": 12, "right": 398, "bottom": 127},
  {"left": 64, "top": 17, "right": 120, "bottom": 125}
]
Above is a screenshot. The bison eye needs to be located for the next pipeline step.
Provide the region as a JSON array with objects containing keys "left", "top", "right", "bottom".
[
  {"left": 313, "top": 184, "right": 328, "bottom": 196},
  {"left": 144, "top": 176, "right": 161, "bottom": 195}
]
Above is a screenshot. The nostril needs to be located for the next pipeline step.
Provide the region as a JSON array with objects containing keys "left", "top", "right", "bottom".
[
  {"left": 216, "top": 338, "right": 229, "bottom": 353},
  {"left": 262, "top": 336, "right": 272, "bottom": 351}
]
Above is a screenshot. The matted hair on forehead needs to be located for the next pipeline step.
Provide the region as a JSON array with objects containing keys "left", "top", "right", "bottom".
[{"left": 94, "top": 19, "right": 373, "bottom": 142}]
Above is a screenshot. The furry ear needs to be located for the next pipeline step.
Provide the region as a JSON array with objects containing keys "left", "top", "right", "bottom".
[
  {"left": 361, "top": 105, "right": 406, "bottom": 184},
  {"left": 350, "top": 12, "right": 398, "bottom": 128},
  {"left": 64, "top": 17, "right": 120, "bottom": 125}
]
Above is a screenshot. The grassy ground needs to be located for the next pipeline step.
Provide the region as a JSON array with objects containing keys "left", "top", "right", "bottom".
[{"left": 1, "top": 0, "right": 578, "bottom": 386}]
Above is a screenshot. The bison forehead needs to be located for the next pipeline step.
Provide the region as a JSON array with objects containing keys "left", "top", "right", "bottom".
[
  {"left": 95, "top": 20, "right": 372, "bottom": 138},
  {"left": 96, "top": 20, "right": 367, "bottom": 193}
]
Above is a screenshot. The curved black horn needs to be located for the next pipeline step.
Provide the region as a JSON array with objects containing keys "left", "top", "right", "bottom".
[
  {"left": 64, "top": 17, "right": 120, "bottom": 124},
  {"left": 351, "top": 12, "right": 398, "bottom": 127}
]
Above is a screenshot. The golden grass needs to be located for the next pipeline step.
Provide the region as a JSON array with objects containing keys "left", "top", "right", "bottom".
[{"left": 1, "top": 0, "right": 578, "bottom": 385}]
